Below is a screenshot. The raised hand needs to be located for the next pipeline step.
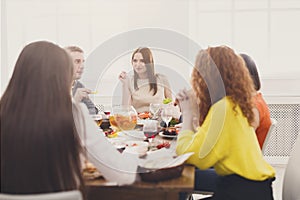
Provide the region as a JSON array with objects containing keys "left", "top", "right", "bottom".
[
  {"left": 74, "top": 88, "right": 92, "bottom": 102},
  {"left": 118, "top": 71, "right": 128, "bottom": 84}
]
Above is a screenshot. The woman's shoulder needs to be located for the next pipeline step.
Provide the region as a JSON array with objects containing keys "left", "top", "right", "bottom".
[
  {"left": 156, "top": 73, "right": 170, "bottom": 83},
  {"left": 156, "top": 73, "right": 167, "bottom": 78},
  {"left": 213, "top": 97, "right": 236, "bottom": 114}
]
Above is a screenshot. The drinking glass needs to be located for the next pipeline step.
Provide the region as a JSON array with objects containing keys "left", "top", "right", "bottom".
[
  {"left": 161, "top": 106, "right": 173, "bottom": 128},
  {"left": 102, "top": 104, "right": 111, "bottom": 117},
  {"left": 149, "top": 103, "right": 161, "bottom": 119},
  {"left": 143, "top": 119, "right": 158, "bottom": 145}
]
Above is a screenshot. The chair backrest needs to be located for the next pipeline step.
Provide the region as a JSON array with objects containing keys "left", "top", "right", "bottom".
[
  {"left": 262, "top": 118, "right": 277, "bottom": 154},
  {"left": 0, "top": 190, "right": 82, "bottom": 200},
  {"left": 282, "top": 134, "right": 300, "bottom": 200}
]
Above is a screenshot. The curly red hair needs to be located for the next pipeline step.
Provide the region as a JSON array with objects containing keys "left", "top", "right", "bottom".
[{"left": 191, "top": 46, "right": 255, "bottom": 126}]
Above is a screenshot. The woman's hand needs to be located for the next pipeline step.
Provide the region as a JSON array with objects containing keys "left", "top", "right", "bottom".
[
  {"left": 119, "top": 71, "right": 128, "bottom": 84},
  {"left": 176, "top": 89, "right": 199, "bottom": 131},
  {"left": 176, "top": 89, "right": 193, "bottom": 114}
]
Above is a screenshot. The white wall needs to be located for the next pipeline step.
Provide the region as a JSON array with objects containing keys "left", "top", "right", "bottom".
[{"left": 1, "top": 0, "right": 300, "bottom": 105}]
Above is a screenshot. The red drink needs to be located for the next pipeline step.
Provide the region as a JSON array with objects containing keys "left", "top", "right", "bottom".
[{"left": 144, "top": 131, "right": 157, "bottom": 139}]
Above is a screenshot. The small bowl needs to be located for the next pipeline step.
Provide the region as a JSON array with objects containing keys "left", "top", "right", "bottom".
[{"left": 124, "top": 141, "right": 149, "bottom": 154}]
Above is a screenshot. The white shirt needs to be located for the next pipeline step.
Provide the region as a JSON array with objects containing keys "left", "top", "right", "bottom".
[{"left": 72, "top": 101, "right": 138, "bottom": 185}]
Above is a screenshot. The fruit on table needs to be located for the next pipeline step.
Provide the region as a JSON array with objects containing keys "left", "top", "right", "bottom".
[{"left": 163, "top": 98, "right": 172, "bottom": 104}]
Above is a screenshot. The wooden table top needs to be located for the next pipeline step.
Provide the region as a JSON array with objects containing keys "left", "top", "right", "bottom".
[
  {"left": 85, "top": 165, "right": 195, "bottom": 200},
  {"left": 86, "top": 165, "right": 194, "bottom": 189}
]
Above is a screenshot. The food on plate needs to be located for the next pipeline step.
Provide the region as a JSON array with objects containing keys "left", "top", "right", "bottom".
[
  {"left": 160, "top": 117, "right": 180, "bottom": 127},
  {"left": 138, "top": 112, "right": 150, "bottom": 119},
  {"left": 163, "top": 127, "right": 179, "bottom": 136},
  {"left": 156, "top": 141, "right": 171, "bottom": 149},
  {"left": 83, "top": 162, "right": 97, "bottom": 173},
  {"left": 82, "top": 162, "right": 102, "bottom": 179},
  {"left": 104, "top": 129, "right": 118, "bottom": 138},
  {"left": 125, "top": 141, "right": 149, "bottom": 148},
  {"left": 127, "top": 142, "right": 138, "bottom": 147}
]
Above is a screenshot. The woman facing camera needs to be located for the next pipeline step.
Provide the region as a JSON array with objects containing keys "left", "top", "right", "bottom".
[
  {"left": 119, "top": 47, "right": 172, "bottom": 113},
  {"left": 176, "top": 46, "right": 275, "bottom": 200}
]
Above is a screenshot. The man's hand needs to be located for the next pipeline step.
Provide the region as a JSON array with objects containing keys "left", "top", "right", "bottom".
[{"left": 74, "top": 88, "right": 92, "bottom": 102}]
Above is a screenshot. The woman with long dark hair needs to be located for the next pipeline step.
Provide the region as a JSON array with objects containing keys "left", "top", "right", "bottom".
[
  {"left": 119, "top": 47, "right": 172, "bottom": 113},
  {"left": 1, "top": 41, "right": 138, "bottom": 197},
  {"left": 0, "top": 41, "right": 84, "bottom": 194}
]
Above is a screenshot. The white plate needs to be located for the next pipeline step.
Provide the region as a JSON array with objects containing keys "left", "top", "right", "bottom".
[
  {"left": 158, "top": 131, "right": 177, "bottom": 139},
  {"left": 125, "top": 140, "right": 149, "bottom": 148},
  {"left": 121, "top": 130, "right": 146, "bottom": 140},
  {"left": 123, "top": 141, "right": 149, "bottom": 154}
]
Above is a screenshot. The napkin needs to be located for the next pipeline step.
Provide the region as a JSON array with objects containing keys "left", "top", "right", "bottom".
[{"left": 138, "top": 148, "right": 194, "bottom": 169}]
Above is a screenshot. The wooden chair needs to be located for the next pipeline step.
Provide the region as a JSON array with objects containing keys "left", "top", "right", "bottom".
[
  {"left": 262, "top": 118, "right": 278, "bottom": 154},
  {"left": 0, "top": 190, "right": 82, "bottom": 200}
]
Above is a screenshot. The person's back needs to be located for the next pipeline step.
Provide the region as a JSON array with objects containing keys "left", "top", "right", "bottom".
[
  {"left": 253, "top": 92, "right": 271, "bottom": 148},
  {"left": 0, "top": 41, "right": 83, "bottom": 194},
  {"left": 240, "top": 53, "right": 271, "bottom": 149},
  {"left": 176, "top": 46, "right": 275, "bottom": 200}
]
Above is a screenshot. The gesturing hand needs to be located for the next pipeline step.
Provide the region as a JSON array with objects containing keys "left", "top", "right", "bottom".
[
  {"left": 74, "top": 88, "right": 92, "bottom": 103},
  {"left": 119, "top": 71, "right": 127, "bottom": 84}
]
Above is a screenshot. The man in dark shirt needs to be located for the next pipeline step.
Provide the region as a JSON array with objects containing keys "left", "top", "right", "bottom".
[{"left": 65, "top": 46, "right": 97, "bottom": 114}]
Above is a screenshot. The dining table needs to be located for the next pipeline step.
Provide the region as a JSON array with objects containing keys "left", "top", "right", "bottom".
[
  {"left": 85, "top": 164, "right": 195, "bottom": 200},
  {"left": 85, "top": 117, "right": 194, "bottom": 200}
]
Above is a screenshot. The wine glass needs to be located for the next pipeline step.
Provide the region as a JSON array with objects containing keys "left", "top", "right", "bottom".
[
  {"left": 103, "top": 105, "right": 111, "bottom": 118},
  {"left": 143, "top": 119, "right": 158, "bottom": 146},
  {"left": 149, "top": 103, "right": 161, "bottom": 119},
  {"left": 161, "top": 106, "right": 173, "bottom": 129}
]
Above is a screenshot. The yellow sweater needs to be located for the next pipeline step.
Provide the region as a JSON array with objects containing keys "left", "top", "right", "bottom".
[{"left": 176, "top": 97, "right": 275, "bottom": 181}]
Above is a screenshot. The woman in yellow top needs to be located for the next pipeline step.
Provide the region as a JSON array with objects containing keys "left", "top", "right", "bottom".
[{"left": 176, "top": 46, "right": 275, "bottom": 200}]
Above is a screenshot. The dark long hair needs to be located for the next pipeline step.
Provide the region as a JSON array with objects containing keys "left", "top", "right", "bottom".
[
  {"left": 0, "top": 41, "right": 84, "bottom": 194},
  {"left": 132, "top": 47, "right": 158, "bottom": 95},
  {"left": 240, "top": 53, "right": 261, "bottom": 91}
]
